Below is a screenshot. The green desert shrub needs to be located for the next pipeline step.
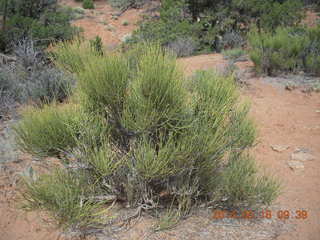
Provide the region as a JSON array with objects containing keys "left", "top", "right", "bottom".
[
  {"left": 14, "top": 104, "right": 84, "bottom": 157},
  {"left": 89, "top": 36, "right": 104, "bottom": 56},
  {"left": 21, "top": 168, "right": 108, "bottom": 230},
  {"left": 213, "top": 154, "right": 280, "bottom": 208},
  {"left": 0, "top": 0, "right": 80, "bottom": 52},
  {"left": 128, "top": 0, "right": 201, "bottom": 55},
  {"left": 249, "top": 25, "right": 320, "bottom": 75},
  {"left": 82, "top": 0, "right": 94, "bottom": 9},
  {"left": 222, "top": 48, "right": 247, "bottom": 61},
  {"left": 50, "top": 38, "right": 102, "bottom": 74},
  {"left": 128, "top": 0, "right": 303, "bottom": 56},
  {"left": 20, "top": 41, "right": 279, "bottom": 230}
]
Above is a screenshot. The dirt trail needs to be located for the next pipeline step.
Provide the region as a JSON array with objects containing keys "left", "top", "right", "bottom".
[{"left": 59, "top": 0, "right": 144, "bottom": 47}]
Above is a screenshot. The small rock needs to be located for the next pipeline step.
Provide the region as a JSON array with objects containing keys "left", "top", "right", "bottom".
[
  {"left": 291, "top": 149, "right": 315, "bottom": 161},
  {"left": 301, "top": 87, "right": 313, "bottom": 93},
  {"left": 294, "top": 147, "right": 310, "bottom": 153},
  {"left": 287, "top": 160, "right": 304, "bottom": 171},
  {"left": 112, "top": 12, "right": 122, "bottom": 17},
  {"left": 199, "top": 203, "right": 206, "bottom": 208},
  {"left": 121, "top": 33, "right": 132, "bottom": 42},
  {"left": 12, "top": 159, "right": 22, "bottom": 164},
  {"left": 271, "top": 145, "right": 289, "bottom": 152},
  {"left": 285, "top": 84, "right": 297, "bottom": 91}
]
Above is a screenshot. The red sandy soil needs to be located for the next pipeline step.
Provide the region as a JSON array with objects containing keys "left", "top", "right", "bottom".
[
  {"left": 303, "top": 10, "right": 320, "bottom": 27},
  {"left": 59, "top": 0, "right": 145, "bottom": 48}
]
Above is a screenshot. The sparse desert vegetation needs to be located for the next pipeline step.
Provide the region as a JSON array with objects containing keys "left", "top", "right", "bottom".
[{"left": 0, "top": 0, "right": 319, "bottom": 240}]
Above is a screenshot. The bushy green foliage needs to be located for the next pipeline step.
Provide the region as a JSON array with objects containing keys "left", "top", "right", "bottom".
[
  {"left": 129, "top": 0, "right": 304, "bottom": 56},
  {"left": 128, "top": 0, "right": 202, "bottom": 55},
  {"left": 0, "top": 0, "right": 80, "bottom": 52},
  {"left": 214, "top": 154, "right": 280, "bottom": 208},
  {"left": 14, "top": 104, "right": 84, "bottom": 157},
  {"left": 89, "top": 35, "right": 104, "bottom": 55},
  {"left": 21, "top": 168, "right": 107, "bottom": 230},
  {"left": 50, "top": 38, "right": 102, "bottom": 74},
  {"left": 222, "top": 48, "right": 247, "bottom": 61},
  {"left": 19, "top": 41, "right": 279, "bottom": 230},
  {"left": 82, "top": 0, "right": 94, "bottom": 9},
  {"left": 249, "top": 25, "right": 320, "bottom": 75}
]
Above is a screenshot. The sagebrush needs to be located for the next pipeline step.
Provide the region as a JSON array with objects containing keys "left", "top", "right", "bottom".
[{"left": 0, "top": 39, "right": 72, "bottom": 105}]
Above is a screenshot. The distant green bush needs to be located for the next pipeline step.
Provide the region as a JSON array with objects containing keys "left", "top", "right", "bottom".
[
  {"left": 82, "top": 0, "right": 94, "bottom": 9},
  {"left": 89, "top": 35, "right": 104, "bottom": 55},
  {"left": 128, "top": 0, "right": 202, "bottom": 55},
  {"left": 222, "top": 48, "right": 247, "bottom": 61},
  {"left": 0, "top": 0, "right": 80, "bottom": 52},
  {"left": 108, "top": 0, "right": 146, "bottom": 10},
  {"left": 128, "top": 0, "right": 304, "bottom": 56},
  {"left": 249, "top": 26, "right": 320, "bottom": 75}
]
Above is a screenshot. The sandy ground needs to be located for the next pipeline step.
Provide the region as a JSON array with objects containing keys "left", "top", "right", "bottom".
[
  {"left": 59, "top": 0, "right": 146, "bottom": 48},
  {"left": 302, "top": 10, "right": 320, "bottom": 27},
  {"left": 0, "top": 1, "right": 319, "bottom": 240}
]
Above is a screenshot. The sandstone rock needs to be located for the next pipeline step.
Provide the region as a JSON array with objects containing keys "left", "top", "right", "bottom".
[
  {"left": 271, "top": 145, "right": 289, "bottom": 152},
  {"left": 121, "top": 33, "right": 132, "bottom": 42},
  {"left": 287, "top": 160, "right": 304, "bottom": 171},
  {"left": 291, "top": 149, "right": 315, "bottom": 161}
]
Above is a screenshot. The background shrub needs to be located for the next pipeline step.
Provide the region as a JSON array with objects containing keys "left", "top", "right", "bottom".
[
  {"left": 89, "top": 35, "right": 104, "bottom": 55},
  {"left": 0, "top": 88, "right": 15, "bottom": 118},
  {"left": 108, "top": 0, "right": 147, "bottom": 10},
  {"left": 0, "top": 0, "right": 80, "bottom": 52},
  {"left": 0, "top": 39, "right": 72, "bottom": 104},
  {"left": 167, "top": 37, "right": 198, "bottom": 57},
  {"left": 82, "top": 0, "right": 94, "bottom": 9},
  {"left": 249, "top": 25, "right": 320, "bottom": 75},
  {"left": 128, "top": 0, "right": 304, "bottom": 56},
  {"left": 222, "top": 48, "right": 247, "bottom": 61}
]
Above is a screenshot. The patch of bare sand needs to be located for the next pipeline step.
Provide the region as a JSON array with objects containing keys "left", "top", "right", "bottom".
[{"left": 58, "top": 0, "right": 144, "bottom": 48}]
